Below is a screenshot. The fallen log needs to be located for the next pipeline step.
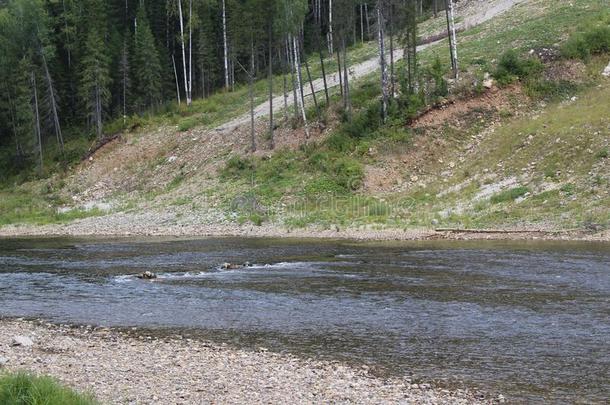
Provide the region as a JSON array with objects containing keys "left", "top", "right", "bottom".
[
  {"left": 83, "top": 133, "right": 122, "bottom": 161},
  {"left": 435, "top": 228, "right": 580, "bottom": 234}
]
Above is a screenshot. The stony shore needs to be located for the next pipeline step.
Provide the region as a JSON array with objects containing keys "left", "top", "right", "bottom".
[
  {"left": 0, "top": 319, "right": 496, "bottom": 404},
  {"left": 0, "top": 209, "right": 608, "bottom": 242}
]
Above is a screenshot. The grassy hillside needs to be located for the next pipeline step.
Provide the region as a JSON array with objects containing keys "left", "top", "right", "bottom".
[{"left": 0, "top": 0, "right": 608, "bottom": 235}]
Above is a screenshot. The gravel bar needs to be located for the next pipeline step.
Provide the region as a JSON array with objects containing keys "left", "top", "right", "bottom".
[{"left": 0, "top": 319, "right": 497, "bottom": 404}]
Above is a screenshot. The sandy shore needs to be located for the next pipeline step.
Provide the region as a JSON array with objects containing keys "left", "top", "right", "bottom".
[{"left": 0, "top": 319, "right": 497, "bottom": 404}]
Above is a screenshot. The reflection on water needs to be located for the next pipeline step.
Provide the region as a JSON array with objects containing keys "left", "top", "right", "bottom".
[{"left": 0, "top": 237, "right": 608, "bottom": 402}]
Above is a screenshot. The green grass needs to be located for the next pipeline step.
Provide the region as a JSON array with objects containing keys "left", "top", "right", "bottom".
[
  {"left": 0, "top": 186, "right": 103, "bottom": 226},
  {"left": 490, "top": 187, "right": 530, "bottom": 204},
  {"left": 0, "top": 372, "right": 97, "bottom": 405}
]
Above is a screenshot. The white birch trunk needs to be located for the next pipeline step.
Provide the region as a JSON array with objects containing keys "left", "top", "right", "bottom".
[
  {"left": 292, "top": 35, "right": 309, "bottom": 138},
  {"left": 377, "top": 5, "right": 388, "bottom": 123},
  {"left": 327, "top": 0, "right": 333, "bottom": 55},
  {"left": 177, "top": 0, "right": 191, "bottom": 105},
  {"left": 188, "top": 0, "right": 193, "bottom": 103},
  {"left": 222, "top": 0, "right": 230, "bottom": 90},
  {"left": 446, "top": 0, "right": 459, "bottom": 79}
]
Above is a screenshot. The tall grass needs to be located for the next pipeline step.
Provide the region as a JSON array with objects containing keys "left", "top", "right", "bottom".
[{"left": 0, "top": 372, "right": 97, "bottom": 405}]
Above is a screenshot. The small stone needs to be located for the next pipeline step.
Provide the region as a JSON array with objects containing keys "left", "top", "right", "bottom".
[
  {"left": 602, "top": 61, "right": 610, "bottom": 77},
  {"left": 12, "top": 336, "right": 34, "bottom": 347},
  {"left": 0, "top": 356, "right": 8, "bottom": 366}
]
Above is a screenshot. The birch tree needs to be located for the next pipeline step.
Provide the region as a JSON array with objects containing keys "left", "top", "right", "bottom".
[{"left": 445, "top": 0, "right": 458, "bottom": 78}]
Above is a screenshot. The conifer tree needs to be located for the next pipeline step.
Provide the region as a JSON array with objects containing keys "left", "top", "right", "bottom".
[
  {"left": 79, "top": 26, "right": 111, "bottom": 137},
  {"left": 133, "top": 5, "right": 163, "bottom": 110}
]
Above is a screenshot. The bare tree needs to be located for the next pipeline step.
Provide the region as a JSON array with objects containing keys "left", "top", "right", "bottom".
[{"left": 31, "top": 71, "right": 43, "bottom": 173}]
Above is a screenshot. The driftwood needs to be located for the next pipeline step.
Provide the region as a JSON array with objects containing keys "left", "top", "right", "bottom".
[
  {"left": 83, "top": 133, "right": 122, "bottom": 161},
  {"left": 435, "top": 228, "right": 580, "bottom": 234},
  {"left": 418, "top": 27, "right": 466, "bottom": 47}
]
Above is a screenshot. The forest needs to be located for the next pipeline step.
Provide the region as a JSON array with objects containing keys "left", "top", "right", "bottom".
[{"left": 0, "top": 0, "right": 451, "bottom": 180}]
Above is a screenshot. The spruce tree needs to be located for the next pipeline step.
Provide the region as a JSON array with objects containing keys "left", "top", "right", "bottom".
[
  {"left": 133, "top": 6, "right": 162, "bottom": 111},
  {"left": 79, "top": 26, "right": 111, "bottom": 138}
]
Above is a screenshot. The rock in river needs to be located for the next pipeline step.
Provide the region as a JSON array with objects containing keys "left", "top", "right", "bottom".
[{"left": 137, "top": 271, "right": 157, "bottom": 280}]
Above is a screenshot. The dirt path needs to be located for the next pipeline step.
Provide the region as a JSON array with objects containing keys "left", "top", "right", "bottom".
[{"left": 217, "top": 0, "right": 523, "bottom": 132}]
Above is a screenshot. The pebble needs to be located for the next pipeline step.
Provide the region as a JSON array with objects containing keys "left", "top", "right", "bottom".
[
  {"left": 11, "top": 335, "right": 34, "bottom": 347},
  {"left": 0, "top": 319, "right": 488, "bottom": 404}
]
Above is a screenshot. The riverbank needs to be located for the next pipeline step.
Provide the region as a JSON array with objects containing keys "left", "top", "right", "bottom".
[
  {"left": 0, "top": 318, "right": 494, "bottom": 404},
  {"left": 0, "top": 211, "right": 608, "bottom": 242}
]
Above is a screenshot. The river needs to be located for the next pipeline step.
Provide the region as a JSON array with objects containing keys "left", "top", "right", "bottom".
[{"left": 0, "top": 237, "right": 608, "bottom": 403}]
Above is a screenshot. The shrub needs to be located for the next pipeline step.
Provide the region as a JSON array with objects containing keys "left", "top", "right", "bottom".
[
  {"left": 368, "top": 201, "right": 391, "bottom": 216},
  {"left": 0, "top": 372, "right": 97, "bottom": 405},
  {"left": 493, "top": 50, "right": 543, "bottom": 86},
  {"left": 325, "top": 132, "right": 356, "bottom": 153},
  {"left": 307, "top": 152, "right": 364, "bottom": 192},
  {"left": 426, "top": 56, "right": 449, "bottom": 99},
  {"left": 177, "top": 116, "right": 202, "bottom": 132},
  {"left": 490, "top": 186, "right": 530, "bottom": 204},
  {"left": 341, "top": 102, "right": 382, "bottom": 140},
  {"left": 525, "top": 79, "right": 579, "bottom": 101},
  {"left": 221, "top": 155, "right": 254, "bottom": 178},
  {"left": 561, "top": 25, "right": 610, "bottom": 60}
]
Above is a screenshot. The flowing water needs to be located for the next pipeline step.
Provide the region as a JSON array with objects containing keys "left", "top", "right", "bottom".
[{"left": 0, "top": 237, "right": 608, "bottom": 403}]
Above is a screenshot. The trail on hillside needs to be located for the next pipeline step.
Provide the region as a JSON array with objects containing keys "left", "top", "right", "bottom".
[{"left": 216, "top": 0, "right": 522, "bottom": 133}]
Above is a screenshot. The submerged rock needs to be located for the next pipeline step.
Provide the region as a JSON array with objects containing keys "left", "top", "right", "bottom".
[
  {"left": 137, "top": 271, "right": 157, "bottom": 280},
  {"left": 221, "top": 262, "right": 254, "bottom": 270}
]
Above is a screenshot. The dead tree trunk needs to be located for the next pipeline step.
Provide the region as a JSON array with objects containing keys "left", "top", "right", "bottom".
[
  {"left": 172, "top": 54, "right": 181, "bottom": 105},
  {"left": 31, "top": 71, "right": 43, "bottom": 173},
  {"left": 41, "top": 48, "right": 64, "bottom": 154}
]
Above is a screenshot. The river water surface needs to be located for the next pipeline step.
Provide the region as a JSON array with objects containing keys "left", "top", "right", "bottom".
[{"left": 0, "top": 237, "right": 608, "bottom": 403}]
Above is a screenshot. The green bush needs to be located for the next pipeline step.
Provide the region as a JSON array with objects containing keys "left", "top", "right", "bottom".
[
  {"left": 493, "top": 50, "right": 543, "bottom": 86},
  {"left": 341, "top": 102, "right": 383, "bottom": 140},
  {"left": 221, "top": 155, "right": 254, "bottom": 178},
  {"left": 177, "top": 115, "right": 202, "bottom": 132},
  {"left": 307, "top": 152, "right": 363, "bottom": 192},
  {"left": 0, "top": 372, "right": 97, "bottom": 405},
  {"left": 596, "top": 148, "right": 609, "bottom": 159},
  {"left": 368, "top": 201, "right": 391, "bottom": 216},
  {"left": 561, "top": 25, "right": 610, "bottom": 60},
  {"left": 525, "top": 79, "right": 579, "bottom": 101},
  {"left": 426, "top": 56, "right": 449, "bottom": 99},
  {"left": 490, "top": 186, "right": 530, "bottom": 204},
  {"left": 325, "top": 132, "right": 356, "bottom": 152}
]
